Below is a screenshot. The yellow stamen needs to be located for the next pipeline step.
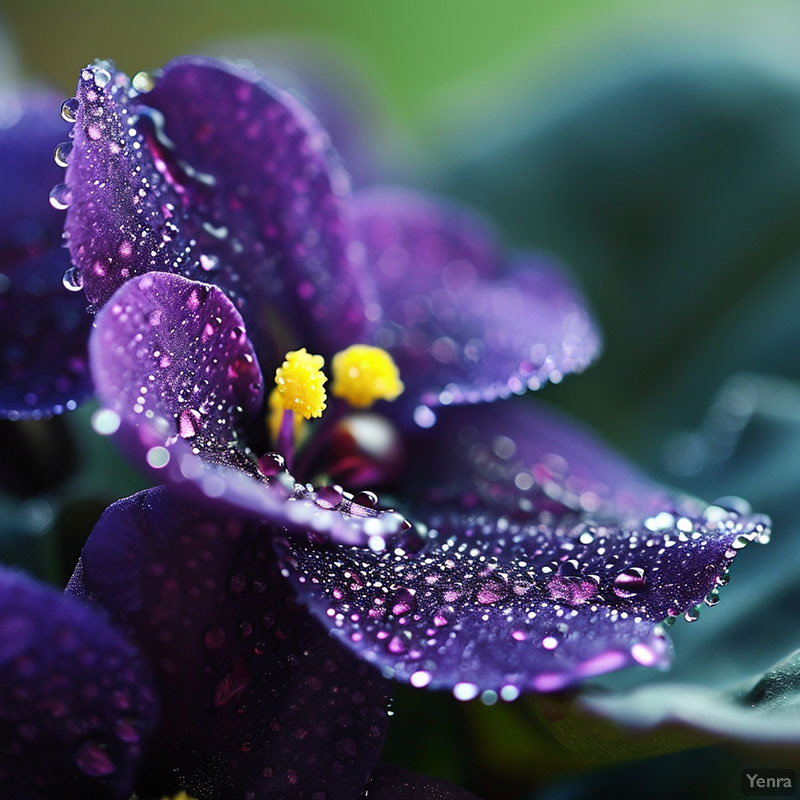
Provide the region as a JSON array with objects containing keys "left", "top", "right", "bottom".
[
  {"left": 161, "top": 793, "right": 196, "bottom": 800},
  {"left": 267, "top": 386, "right": 305, "bottom": 443},
  {"left": 274, "top": 348, "right": 327, "bottom": 419},
  {"left": 331, "top": 344, "right": 404, "bottom": 408}
]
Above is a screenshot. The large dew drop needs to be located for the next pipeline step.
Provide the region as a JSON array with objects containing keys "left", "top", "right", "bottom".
[
  {"left": 613, "top": 567, "right": 647, "bottom": 598},
  {"left": 60, "top": 97, "right": 79, "bottom": 123},
  {"left": 49, "top": 183, "right": 72, "bottom": 210},
  {"left": 54, "top": 141, "right": 73, "bottom": 168},
  {"left": 62, "top": 267, "right": 83, "bottom": 292}
]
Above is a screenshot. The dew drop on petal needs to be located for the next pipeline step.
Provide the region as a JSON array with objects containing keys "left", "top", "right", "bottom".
[
  {"left": 61, "top": 97, "right": 79, "bottom": 123},
  {"left": 500, "top": 685, "right": 520, "bottom": 702},
  {"left": 178, "top": 408, "right": 202, "bottom": 439},
  {"left": 315, "top": 485, "right": 344, "bottom": 510},
  {"left": 49, "top": 183, "right": 72, "bottom": 210},
  {"left": 74, "top": 742, "right": 116, "bottom": 777},
  {"left": 683, "top": 605, "right": 701, "bottom": 623},
  {"left": 409, "top": 670, "right": 432, "bottom": 688},
  {"left": 453, "top": 682, "right": 479, "bottom": 701},
  {"left": 413, "top": 405, "right": 437, "bottom": 429},
  {"left": 93, "top": 68, "right": 112, "bottom": 88},
  {"left": 91, "top": 408, "right": 121, "bottom": 436},
  {"left": 145, "top": 446, "right": 170, "bottom": 469},
  {"left": 352, "top": 490, "right": 379, "bottom": 508},
  {"left": 258, "top": 452, "right": 286, "bottom": 477},
  {"left": 54, "top": 141, "right": 73, "bottom": 167},
  {"left": 612, "top": 566, "right": 648, "bottom": 598},
  {"left": 62, "top": 266, "right": 83, "bottom": 292},
  {"left": 131, "top": 70, "right": 157, "bottom": 93}
]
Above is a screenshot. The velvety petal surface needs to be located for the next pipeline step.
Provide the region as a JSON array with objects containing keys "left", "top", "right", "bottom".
[
  {"left": 365, "top": 764, "right": 484, "bottom": 799},
  {"left": 0, "top": 567, "right": 157, "bottom": 800},
  {"left": 64, "top": 57, "right": 369, "bottom": 361},
  {"left": 276, "top": 401, "right": 769, "bottom": 695},
  {"left": 91, "top": 272, "right": 264, "bottom": 453},
  {"left": 90, "top": 272, "right": 408, "bottom": 546},
  {"left": 0, "top": 90, "right": 91, "bottom": 418},
  {"left": 353, "top": 189, "right": 600, "bottom": 414},
  {"left": 67, "top": 487, "right": 391, "bottom": 800}
]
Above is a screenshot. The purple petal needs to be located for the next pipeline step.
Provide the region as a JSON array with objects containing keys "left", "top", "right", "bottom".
[
  {"left": 64, "top": 57, "right": 369, "bottom": 359},
  {"left": 0, "top": 567, "right": 157, "bottom": 800},
  {"left": 0, "top": 90, "right": 91, "bottom": 418},
  {"left": 354, "top": 189, "right": 600, "bottom": 413},
  {"left": 405, "top": 400, "right": 670, "bottom": 518},
  {"left": 275, "top": 401, "right": 769, "bottom": 695},
  {"left": 366, "top": 764, "right": 484, "bottom": 799},
  {"left": 90, "top": 272, "right": 409, "bottom": 547},
  {"left": 90, "top": 272, "right": 264, "bottom": 452},
  {"left": 67, "top": 487, "right": 391, "bottom": 800}
]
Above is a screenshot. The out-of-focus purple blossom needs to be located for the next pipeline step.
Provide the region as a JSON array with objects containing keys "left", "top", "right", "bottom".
[
  {"left": 0, "top": 567, "right": 157, "bottom": 800},
  {"left": 0, "top": 90, "right": 91, "bottom": 419}
]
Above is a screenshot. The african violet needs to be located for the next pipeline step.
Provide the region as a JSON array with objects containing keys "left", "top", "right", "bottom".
[{"left": 0, "top": 56, "right": 771, "bottom": 799}]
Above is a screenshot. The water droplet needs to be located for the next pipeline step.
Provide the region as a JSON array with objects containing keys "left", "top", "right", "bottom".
[
  {"left": 62, "top": 266, "right": 83, "bottom": 292},
  {"left": 145, "top": 446, "right": 170, "bottom": 469},
  {"left": 91, "top": 408, "right": 120, "bottom": 436},
  {"left": 453, "top": 682, "right": 479, "bottom": 701},
  {"left": 352, "top": 490, "right": 379, "bottom": 508},
  {"left": 413, "top": 405, "right": 436, "bottom": 428},
  {"left": 75, "top": 742, "right": 115, "bottom": 776},
  {"left": 713, "top": 495, "right": 752, "bottom": 516},
  {"left": 390, "top": 588, "right": 416, "bottom": 616},
  {"left": 132, "top": 70, "right": 157, "bottom": 93},
  {"left": 315, "top": 485, "right": 343, "bottom": 510},
  {"left": 114, "top": 719, "right": 140, "bottom": 743},
  {"left": 613, "top": 567, "right": 647, "bottom": 598},
  {"left": 500, "top": 685, "right": 520, "bottom": 702},
  {"left": 49, "top": 183, "right": 72, "bottom": 210},
  {"left": 93, "top": 67, "right": 112, "bottom": 87},
  {"left": 258, "top": 452, "right": 286, "bottom": 477},
  {"left": 61, "top": 97, "right": 79, "bottom": 123},
  {"left": 704, "top": 590, "right": 720, "bottom": 607},
  {"left": 409, "top": 670, "right": 432, "bottom": 688},
  {"left": 54, "top": 141, "right": 73, "bottom": 167},
  {"left": 684, "top": 605, "right": 701, "bottom": 623},
  {"left": 199, "top": 253, "right": 220, "bottom": 272},
  {"left": 178, "top": 408, "right": 202, "bottom": 439}
]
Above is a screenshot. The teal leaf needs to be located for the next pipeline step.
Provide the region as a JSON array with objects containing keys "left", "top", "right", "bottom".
[{"left": 443, "top": 52, "right": 800, "bottom": 464}]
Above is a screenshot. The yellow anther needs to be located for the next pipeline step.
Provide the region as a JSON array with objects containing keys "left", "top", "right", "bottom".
[
  {"left": 274, "top": 348, "right": 327, "bottom": 419},
  {"left": 161, "top": 793, "right": 196, "bottom": 800},
  {"left": 267, "top": 386, "right": 305, "bottom": 443},
  {"left": 331, "top": 344, "right": 404, "bottom": 408}
]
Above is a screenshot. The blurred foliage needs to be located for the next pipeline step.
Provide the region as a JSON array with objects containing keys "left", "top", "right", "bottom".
[{"left": 443, "top": 54, "right": 800, "bottom": 473}]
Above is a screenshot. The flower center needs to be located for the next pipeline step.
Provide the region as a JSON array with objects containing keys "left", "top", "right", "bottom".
[
  {"left": 274, "top": 347, "right": 327, "bottom": 419},
  {"left": 269, "top": 345, "right": 404, "bottom": 474},
  {"left": 331, "top": 344, "right": 404, "bottom": 408}
]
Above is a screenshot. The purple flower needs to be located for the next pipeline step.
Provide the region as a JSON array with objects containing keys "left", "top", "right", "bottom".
[
  {"left": 2, "top": 54, "right": 769, "bottom": 798},
  {"left": 0, "top": 89, "right": 92, "bottom": 420},
  {"left": 0, "top": 567, "right": 157, "bottom": 799}
]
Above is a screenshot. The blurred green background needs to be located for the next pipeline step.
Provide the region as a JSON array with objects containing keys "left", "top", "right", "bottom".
[{"left": 6, "top": 1, "right": 800, "bottom": 798}]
